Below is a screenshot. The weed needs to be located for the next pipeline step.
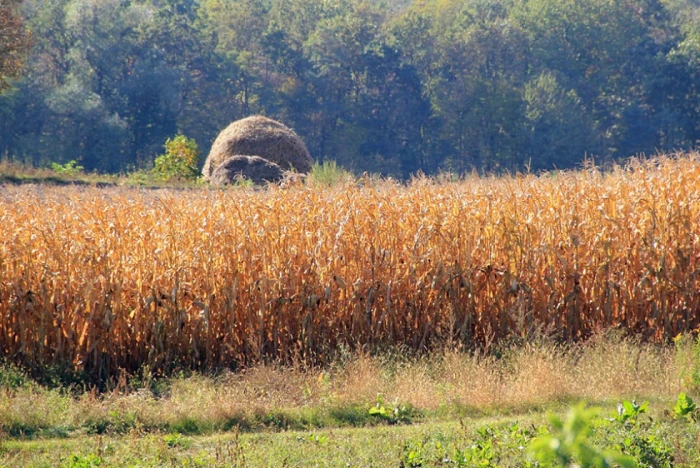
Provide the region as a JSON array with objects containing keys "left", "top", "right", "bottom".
[
  {"left": 299, "top": 433, "right": 329, "bottom": 445},
  {"left": 400, "top": 438, "right": 427, "bottom": 467},
  {"left": 62, "top": 453, "right": 102, "bottom": 468},
  {"left": 309, "top": 160, "right": 353, "bottom": 187},
  {"left": 620, "top": 434, "right": 674, "bottom": 468},
  {"left": 0, "top": 362, "right": 30, "bottom": 389},
  {"left": 51, "top": 160, "right": 84, "bottom": 177},
  {"left": 611, "top": 399, "right": 648, "bottom": 427},
  {"left": 602, "top": 399, "right": 674, "bottom": 467},
  {"left": 529, "top": 402, "right": 635, "bottom": 467},
  {"left": 673, "top": 392, "right": 698, "bottom": 421},
  {"left": 107, "top": 410, "right": 138, "bottom": 434},
  {"left": 163, "top": 433, "right": 192, "bottom": 449},
  {"left": 368, "top": 394, "right": 417, "bottom": 425},
  {"left": 170, "top": 417, "right": 205, "bottom": 435},
  {"left": 674, "top": 334, "right": 700, "bottom": 393}
]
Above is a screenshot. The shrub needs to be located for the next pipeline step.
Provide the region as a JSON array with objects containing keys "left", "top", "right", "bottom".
[
  {"left": 673, "top": 392, "right": 698, "bottom": 421},
  {"left": 309, "top": 160, "right": 354, "bottom": 187},
  {"left": 153, "top": 135, "right": 200, "bottom": 181},
  {"left": 51, "top": 160, "right": 84, "bottom": 177}
]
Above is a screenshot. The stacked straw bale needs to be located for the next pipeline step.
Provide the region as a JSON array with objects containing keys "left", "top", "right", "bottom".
[
  {"left": 210, "top": 155, "right": 285, "bottom": 186},
  {"left": 203, "top": 116, "right": 312, "bottom": 185}
]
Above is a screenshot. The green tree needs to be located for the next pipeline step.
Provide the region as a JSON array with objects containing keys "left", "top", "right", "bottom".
[
  {"left": 511, "top": 0, "right": 689, "bottom": 160},
  {"left": 1, "top": 0, "right": 211, "bottom": 171},
  {"left": 522, "top": 72, "right": 598, "bottom": 170},
  {"left": 407, "top": 0, "right": 529, "bottom": 171},
  {"left": 0, "top": 0, "right": 31, "bottom": 92},
  {"left": 198, "top": 0, "right": 270, "bottom": 116},
  {"left": 1, "top": 0, "right": 699, "bottom": 176}
]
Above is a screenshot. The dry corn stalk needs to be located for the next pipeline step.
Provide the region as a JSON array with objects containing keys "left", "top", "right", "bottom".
[{"left": 1, "top": 154, "right": 700, "bottom": 380}]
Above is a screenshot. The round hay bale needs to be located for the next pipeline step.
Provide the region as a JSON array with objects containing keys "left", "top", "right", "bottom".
[
  {"left": 203, "top": 116, "right": 312, "bottom": 179},
  {"left": 210, "top": 155, "right": 285, "bottom": 186}
]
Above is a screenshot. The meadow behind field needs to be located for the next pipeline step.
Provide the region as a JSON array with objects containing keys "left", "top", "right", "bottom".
[{"left": 2, "top": 154, "right": 700, "bottom": 382}]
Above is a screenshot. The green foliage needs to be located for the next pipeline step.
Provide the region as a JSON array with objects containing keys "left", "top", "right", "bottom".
[
  {"left": 170, "top": 416, "right": 206, "bottom": 435},
  {"left": 0, "top": 362, "right": 30, "bottom": 389},
  {"left": 674, "top": 333, "right": 700, "bottom": 393},
  {"left": 522, "top": 72, "right": 596, "bottom": 169},
  {"left": 3, "top": 394, "right": 700, "bottom": 466},
  {"left": 606, "top": 399, "right": 674, "bottom": 468},
  {"left": 619, "top": 433, "right": 674, "bottom": 468},
  {"left": 51, "top": 160, "right": 85, "bottom": 177},
  {"left": 2, "top": 0, "right": 699, "bottom": 177},
  {"left": 163, "top": 433, "right": 192, "bottom": 449},
  {"left": 450, "top": 425, "right": 498, "bottom": 467},
  {"left": 152, "top": 135, "right": 201, "bottom": 182},
  {"left": 368, "top": 394, "right": 416, "bottom": 425},
  {"left": 0, "top": 0, "right": 31, "bottom": 93},
  {"left": 124, "top": 169, "right": 158, "bottom": 186},
  {"left": 399, "top": 420, "right": 540, "bottom": 467},
  {"left": 611, "top": 399, "right": 648, "bottom": 427},
  {"left": 400, "top": 438, "right": 428, "bottom": 467},
  {"left": 309, "top": 160, "right": 354, "bottom": 187},
  {"left": 63, "top": 453, "right": 102, "bottom": 468},
  {"left": 106, "top": 410, "right": 139, "bottom": 434},
  {"left": 673, "top": 392, "right": 698, "bottom": 421},
  {"left": 529, "top": 402, "right": 635, "bottom": 467}
]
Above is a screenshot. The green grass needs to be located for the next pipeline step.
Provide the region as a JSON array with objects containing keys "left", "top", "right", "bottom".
[
  {"left": 308, "top": 160, "right": 355, "bottom": 187},
  {"left": 2, "top": 401, "right": 699, "bottom": 467},
  {"left": 1, "top": 158, "right": 358, "bottom": 189},
  {"left": 0, "top": 159, "right": 206, "bottom": 189}
]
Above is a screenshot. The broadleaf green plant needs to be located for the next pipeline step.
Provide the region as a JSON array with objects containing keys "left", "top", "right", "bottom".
[
  {"left": 152, "top": 135, "right": 200, "bottom": 182},
  {"left": 673, "top": 392, "right": 698, "bottom": 421},
  {"left": 529, "top": 402, "right": 636, "bottom": 467}
]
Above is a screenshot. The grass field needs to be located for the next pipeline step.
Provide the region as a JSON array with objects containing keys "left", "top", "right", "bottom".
[{"left": 3, "top": 410, "right": 697, "bottom": 467}]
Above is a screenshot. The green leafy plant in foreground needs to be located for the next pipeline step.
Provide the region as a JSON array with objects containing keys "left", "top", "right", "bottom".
[
  {"left": 398, "top": 400, "right": 676, "bottom": 467},
  {"left": 399, "top": 420, "right": 538, "bottom": 467},
  {"left": 529, "top": 402, "right": 635, "bottom": 467},
  {"left": 608, "top": 399, "right": 674, "bottom": 468}
]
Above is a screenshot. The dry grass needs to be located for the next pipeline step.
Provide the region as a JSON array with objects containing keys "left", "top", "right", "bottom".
[
  {"left": 1, "top": 154, "right": 700, "bottom": 380},
  {"left": 0, "top": 336, "right": 688, "bottom": 436}
]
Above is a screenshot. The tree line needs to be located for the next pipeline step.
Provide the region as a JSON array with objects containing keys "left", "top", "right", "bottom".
[{"left": 1, "top": 0, "right": 699, "bottom": 177}]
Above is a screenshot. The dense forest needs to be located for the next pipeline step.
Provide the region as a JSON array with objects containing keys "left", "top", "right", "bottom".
[{"left": 0, "top": 0, "right": 699, "bottom": 177}]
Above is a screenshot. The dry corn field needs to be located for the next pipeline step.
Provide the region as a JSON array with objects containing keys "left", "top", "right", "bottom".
[{"left": 2, "top": 155, "right": 700, "bottom": 381}]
